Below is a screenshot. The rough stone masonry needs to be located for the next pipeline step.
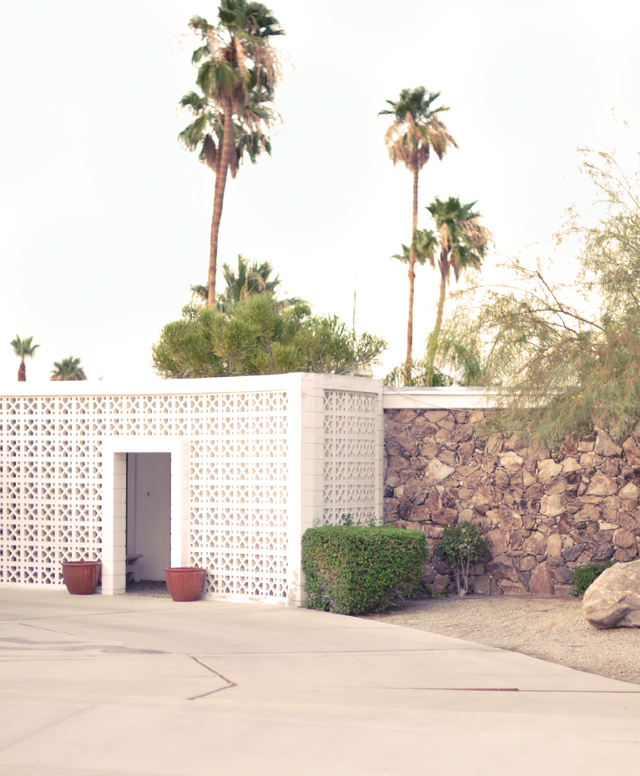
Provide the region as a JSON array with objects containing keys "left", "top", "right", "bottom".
[{"left": 384, "top": 408, "right": 640, "bottom": 596}]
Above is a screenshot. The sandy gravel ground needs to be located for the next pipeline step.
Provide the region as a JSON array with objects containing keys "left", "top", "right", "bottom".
[
  {"left": 362, "top": 596, "right": 640, "bottom": 686},
  {"left": 125, "top": 580, "right": 170, "bottom": 597}
]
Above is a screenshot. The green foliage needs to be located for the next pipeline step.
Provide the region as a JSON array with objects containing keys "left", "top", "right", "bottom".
[
  {"left": 571, "top": 560, "right": 615, "bottom": 597},
  {"left": 436, "top": 522, "right": 491, "bottom": 595},
  {"left": 152, "top": 293, "right": 387, "bottom": 378},
  {"left": 380, "top": 87, "right": 457, "bottom": 172},
  {"left": 50, "top": 356, "right": 87, "bottom": 382},
  {"left": 10, "top": 335, "right": 39, "bottom": 382},
  {"left": 383, "top": 357, "right": 452, "bottom": 387},
  {"left": 424, "top": 323, "right": 498, "bottom": 387},
  {"left": 380, "top": 87, "right": 457, "bottom": 386},
  {"left": 178, "top": 3, "right": 284, "bottom": 174},
  {"left": 392, "top": 229, "right": 438, "bottom": 269},
  {"left": 384, "top": 326, "right": 499, "bottom": 387},
  {"left": 438, "top": 148, "right": 640, "bottom": 445},
  {"left": 302, "top": 526, "right": 428, "bottom": 615},
  {"left": 424, "top": 197, "right": 491, "bottom": 377},
  {"left": 10, "top": 335, "right": 39, "bottom": 360},
  {"left": 192, "top": 255, "right": 305, "bottom": 313}
]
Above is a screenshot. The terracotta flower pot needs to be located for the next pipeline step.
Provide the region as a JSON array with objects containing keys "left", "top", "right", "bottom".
[
  {"left": 62, "top": 561, "right": 102, "bottom": 595},
  {"left": 165, "top": 567, "right": 206, "bottom": 602}
]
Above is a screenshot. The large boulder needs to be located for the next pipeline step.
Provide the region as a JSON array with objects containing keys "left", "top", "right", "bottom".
[{"left": 582, "top": 561, "right": 640, "bottom": 629}]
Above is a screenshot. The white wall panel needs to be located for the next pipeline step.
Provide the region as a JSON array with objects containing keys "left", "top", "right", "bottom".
[{"left": 0, "top": 374, "right": 383, "bottom": 604}]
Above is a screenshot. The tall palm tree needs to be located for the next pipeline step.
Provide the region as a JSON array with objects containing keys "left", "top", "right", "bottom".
[
  {"left": 424, "top": 197, "right": 490, "bottom": 376},
  {"left": 50, "top": 356, "right": 87, "bottom": 381},
  {"left": 179, "top": 1, "right": 284, "bottom": 307},
  {"left": 380, "top": 87, "right": 457, "bottom": 384},
  {"left": 10, "top": 335, "right": 39, "bottom": 382}
]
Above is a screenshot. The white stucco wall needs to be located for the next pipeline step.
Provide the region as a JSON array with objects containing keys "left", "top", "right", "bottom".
[{"left": 0, "top": 373, "right": 383, "bottom": 605}]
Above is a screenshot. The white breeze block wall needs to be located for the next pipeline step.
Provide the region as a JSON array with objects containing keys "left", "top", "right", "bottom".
[{"left": 0, "top": 373, "right": 382, "bottom": 605}]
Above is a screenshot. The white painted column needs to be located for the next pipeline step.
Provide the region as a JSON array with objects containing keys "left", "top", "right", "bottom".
[
  {"left": 101, "top": 452, "right": 127, "bottom": 595},
  {"left": 286, "top": 375, "right": 303, "bottom": 606},
  {"left": 374, "top": 387, "right": 385, "bottom": 524},
  {"left": 171, "top": 439, "right": 191, "bottom": 568},
  {"left": 286, "top": 374, "right": 325, "bottom": 606}
]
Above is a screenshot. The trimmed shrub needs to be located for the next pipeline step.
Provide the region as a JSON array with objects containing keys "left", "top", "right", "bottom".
[
  {"left": 301, "top": 525, "right": 428, "bottom": 615},
  {"left": 571, "top": 560, "right": 615, "bottom": 597}
]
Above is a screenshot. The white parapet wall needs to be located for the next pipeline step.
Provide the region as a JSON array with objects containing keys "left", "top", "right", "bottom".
[
  {"left": 383, "top": 386, "right": 497, "bottom": 410},
  {"left": 0, "top": 373, "right": 383, "bottom": 606}
]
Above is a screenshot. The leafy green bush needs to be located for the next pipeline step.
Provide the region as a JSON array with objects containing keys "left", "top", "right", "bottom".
[
  {"left": 302, "top": 526, "right": 428, "bottom": 615},
  {"left": 152, "top": 294, "right": 387, "bottom": 378},
  {"left": 436, "top": 522, "right": 491, "bottom": 595},
  {"left": 571, "top": 561, "right": 615, "bottom": 597}
]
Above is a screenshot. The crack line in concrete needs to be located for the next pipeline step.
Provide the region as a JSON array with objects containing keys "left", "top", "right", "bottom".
[
  {"left": 187, "top": 656, "right": 237, "bottom": 700},
  {"left": 19, "top": 621, "right": 167, "bottom": 655},
  {"left": 190, "top": 647, "right": 496, "bottom": 654},
  {"left": 0, "top": 606, "right": 177, "bottom": 624},
  {"left": 377, "top": 687, "right": 640, "bottom": 693},
  {"left": 0, "top": 705, "right": 90, "bottom": 753}
]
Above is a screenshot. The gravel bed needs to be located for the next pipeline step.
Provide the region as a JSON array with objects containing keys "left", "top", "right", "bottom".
[
  {"left": 125, "top": 580, "right": 171, "bottom": 598},
  {"left": 362, "top": 596, "right": 640, "bottom": 686}
]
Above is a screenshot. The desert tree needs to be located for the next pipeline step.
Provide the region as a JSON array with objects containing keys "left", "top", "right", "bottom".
[{"left": 432, "top": 148, "right": 640, "bottom": 446}]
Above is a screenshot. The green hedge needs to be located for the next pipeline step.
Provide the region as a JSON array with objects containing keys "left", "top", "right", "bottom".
[{"left": 301, "top": 525, "right": 428, "bottom": 615}]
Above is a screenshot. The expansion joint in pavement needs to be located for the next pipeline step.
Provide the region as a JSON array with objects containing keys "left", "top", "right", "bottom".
[{"left": 188, "top": 656, "right": 238, "bottom": 700}]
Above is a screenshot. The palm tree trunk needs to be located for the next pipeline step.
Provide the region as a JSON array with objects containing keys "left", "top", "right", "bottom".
[
  {"left": 207, "top": 99, "right": 235, "bottom": 307},
  {"left": 18, "top": 360, "right": 26, "bottom": 382},
  {"left": 404, "top": 168, "right": 419, "bottom": 385},
  {"left": 425, "top": 259, "right": 448, "bottom": 377}
]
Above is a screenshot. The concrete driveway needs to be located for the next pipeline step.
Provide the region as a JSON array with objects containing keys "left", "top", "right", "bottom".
[{"left": 1, "top": 588, "right": 639, "bottom": 775}]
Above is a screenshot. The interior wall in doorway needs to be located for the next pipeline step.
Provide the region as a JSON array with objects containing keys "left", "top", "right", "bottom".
[{"left": 126, "top": 453, "right": 171, "bottom": 581}]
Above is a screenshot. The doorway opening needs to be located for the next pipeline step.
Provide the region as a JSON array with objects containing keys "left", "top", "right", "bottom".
[{"left": 125, "top": 453, "right": 171, "bottom": 593}]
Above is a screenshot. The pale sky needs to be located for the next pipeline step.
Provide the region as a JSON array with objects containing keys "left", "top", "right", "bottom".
[{"left": 1, "top": 0, "right": 639, "bottom": 384}]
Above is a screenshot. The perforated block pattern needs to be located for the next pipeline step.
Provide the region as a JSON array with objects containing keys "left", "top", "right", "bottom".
[
  {"left": 323, "top": 390, "right": 377, "bottom": 525},
  {"left": 0, "top": 391, "right": 289, "bottom": 599},
  {"left": 189, "top": 391, "right": 289, "bottom": 599}
]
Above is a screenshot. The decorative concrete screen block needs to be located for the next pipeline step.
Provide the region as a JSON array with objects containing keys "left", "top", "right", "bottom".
[
  {"left": 188, "top": 390, "right": 290, "bottom": 600},
  {"left": 0, "top": 374, "right": 384, "bottom": 605},
  {"left": 323, "top": 389, "right": 380, "bottom": 526},
  {"left": 0, "top": 395, "right": 103, "bottom": 586}
]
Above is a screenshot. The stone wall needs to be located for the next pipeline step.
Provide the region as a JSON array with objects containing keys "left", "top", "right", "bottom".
[{"left": 384, "top": 408, "right": 640, "bottom": 596}]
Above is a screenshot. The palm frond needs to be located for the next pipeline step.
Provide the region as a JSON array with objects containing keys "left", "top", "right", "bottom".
[
  {"left": 10, "top": 335, "right": 39, "bottom": 359},
  {"left": 380, "top": 87, "right": 456, "bottom": 174}
]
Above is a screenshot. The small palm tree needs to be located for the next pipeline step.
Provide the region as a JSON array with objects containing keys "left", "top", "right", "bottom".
[
  {"left": 50, "top": 356, "right": 87, "bottom": 381},
  {"left": 191, "top": 255, "right": 304, "bottom": 312},
  {"left": 218, "top": 255, "right": 282, "bottom": 307},
  {"left": 380, "top": 87, "right": 457, "bottom": 384},
  {"left": 10, "top": 335, "right": 39, "bottom": 382},
  {"left": 391, "top": 228, "right": 438, "bottom": 381},
  {"left": 179, "top": 1, "right": 284, "bottom": 306},
  {"left": 424, "top": 197, "right": 490, "bottom": 376}
]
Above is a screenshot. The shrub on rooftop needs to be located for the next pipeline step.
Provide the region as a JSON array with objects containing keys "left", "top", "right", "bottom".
[{"left": 301, "top": 525, "right": 428, "bottom": 615}]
